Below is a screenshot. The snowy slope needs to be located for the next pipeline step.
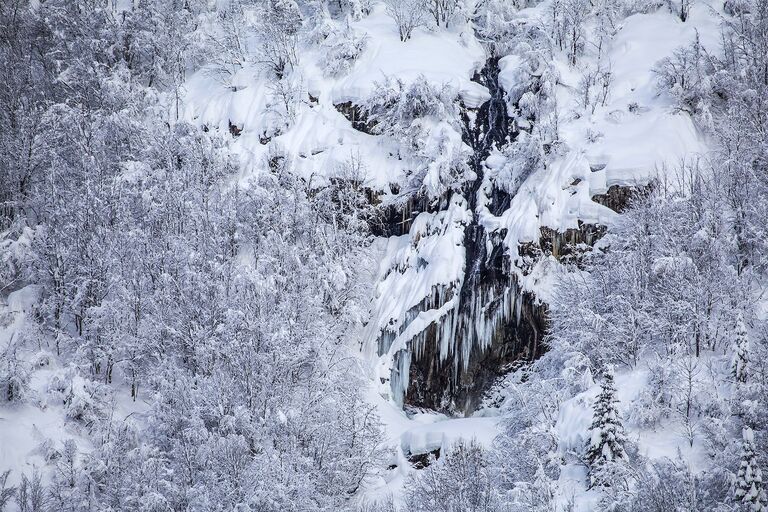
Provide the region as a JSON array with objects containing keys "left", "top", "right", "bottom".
[
  {"left": 183, "top": 3, "right": 486, "bottom": 191},
  {"left": 0, "top": 0, "right": 722, "bottom": 507},
  {"left": 490, "top": 3, "right": 715, "bottom": 258}
]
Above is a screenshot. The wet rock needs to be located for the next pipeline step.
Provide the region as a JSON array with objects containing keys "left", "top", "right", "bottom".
[
  {"left": 228, "top": 120, "right": 242, "bottom": 137},
  {"left": 539, "top": 223, "right": 607, "bottom": 264},
  {"left": 334, "top": 101, "right": 374, "bottom": 134},
  {"left": 407, "top": 447, "right": 441, "bottom": 469}
]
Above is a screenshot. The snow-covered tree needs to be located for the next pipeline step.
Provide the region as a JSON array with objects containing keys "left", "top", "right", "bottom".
[
  {"left": 384, "top": 0, "right": 426, "bottom": 41},
  {"left": 586, "top": 368, "right": 629, "bottom": 487},
  {"left": 654, "top": 34, "right": 713, "bottom": 122},
  {"left": 490, "top": 364, "right": 563, "bottom": 511},
  {"left": 405, "top": 439, "right": 502, "bottom": 512},
  {"left": 734, "top": 313, "right": 750, "bottom": 384},
  {"left": 674, "top": 0, "right": 694, "bottom": 21},
  {"left": 424, "top": 0, "right": 462, "bottom": 28},
  {"left": 256, "top": 0, "right": 303, "bottom": 78},
  {"left": 550, "top": 0, "right": 591, "bottom": 65},
  {"left": 0, "top": 2, "right": 383, "bottom": 508},
  {"left": 736, "top": 428, "right": 767, "bottom": 511}
]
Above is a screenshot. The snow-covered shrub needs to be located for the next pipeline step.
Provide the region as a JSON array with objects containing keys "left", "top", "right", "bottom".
[
  {"left": 501, "top": 471, "right": 558, "bottom": 512},
  {"left": 491, "top": 364, "right": 563, "bottom": 498},
  {"left": 266, "top": 74, "right": 304, "bottom": 124},
  {"left": 619, "top": 0, "right": 666, "bottom": 14},
  {"left": 495, "top": 425, "right": 560, "bottom": 488},
  {"left": 614, "top": 454, "right": 735, "bottom": 511},
  {"left": 476, "top": 0, "right": 545, "bottom": 55},
  {"left": 627, "top": 361, "right": 677, "bottom": 429},
  {"left": 362, "top": 76, "right": 471, "bottom": 197},
  {"left": 360, "top": 499, "right": 398, "bottom": 512},
  {"left": 423, "top": 0, "right": 466, "bottom": 28},
  {"left": 321, "top": 27, "right": 367, "bottom": 77},
  {"left": 47, "top": 371, "right": 109, "bottom": 428},
  {"left": 489, "top": 132, "right": 543, "bottom": 196},
  {"left": 622, "top": 459, "right": 704, "bottom": 511},
  {"left": 578, "top": 66, "right": 613, "bottom": 115},
  {"left": 415, "top": 123, "right": 474, "bottom": 197},
  {"left": 30, "top": 350, "right": 52, "bottom": 370},
  {"left": 306, "top": 15, "right": 335, "bottom": 45},
  {"left": 364, "top": 76, "right": 460, "bottom": 136},
  {"left": 340, "top": 0, "right": 375, "bottom": 19},
  {"left": 15, "top": 469, "right": 45, "bottom": 512},
  {"left": 70, "top": 381, "right": 110, "bottom": 426},
  {"left": 404, "top": 439, "right": 502, "bottom": 512},
  {"left": 0, "top": 348, "right": 29, "bottom": 403},
  {"left": 0, "top": 225, "right": 33, "bottom": 291},
  {"left": 0, "top": 470, "right": 13, "bottom": 511}
]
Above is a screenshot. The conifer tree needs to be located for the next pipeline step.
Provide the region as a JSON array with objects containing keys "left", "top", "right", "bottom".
[
  {"left": 586, "top": 367, "right": 628, "bottom": 487},
  {"left": 736, "top": 428, "right": 767, "bottom": 511},
  {"left": 733, "top": 313, "right": 749, "bottom": 384}
]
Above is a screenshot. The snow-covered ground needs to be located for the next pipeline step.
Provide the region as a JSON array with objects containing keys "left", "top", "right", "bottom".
[
  {"left": 0, "top": 0, "right": 732, "bottom": 508},
  {"left": 0, "top": 288, "right": 85, "bottom": 488}
]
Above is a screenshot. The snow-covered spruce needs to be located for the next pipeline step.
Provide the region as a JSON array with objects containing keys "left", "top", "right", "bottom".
[
  {"left": 585, "top": 368, "right": 629, "bottom": 488},
  {"left": 736, "top": 428, "right": 768, "bottom": 512}
]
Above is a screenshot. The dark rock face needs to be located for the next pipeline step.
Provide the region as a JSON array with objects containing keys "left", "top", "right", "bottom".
[
  {"left": 539, "top": 223, "right": 607, "bottom": 264},
  {"left": 407, "top": 447, "right": 441, "bottom": 469},
  {"left": 403, "top": 281, "right": 546, "bottom": 413},
  {"left": 369, "top": 193, "right": 448, "bottom": 238},
  {"left": 592, "top": 184, "right": 646, "bottom": 213},
  {"left": 228, "top": 120, "right": 242, "bottom": 137}
]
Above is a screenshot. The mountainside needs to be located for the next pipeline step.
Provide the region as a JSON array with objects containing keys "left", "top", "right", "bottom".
[{"left": 2, "top": 0, "right": 768, "bottom": 510}]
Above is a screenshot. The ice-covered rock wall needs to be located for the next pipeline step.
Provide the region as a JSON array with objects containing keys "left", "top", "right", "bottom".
[
  {"left": 371, "top": 57, "right": 555, "bottom": 414},
  {"left": 367, "top": 51, "right": 655, "bottom": 413}
]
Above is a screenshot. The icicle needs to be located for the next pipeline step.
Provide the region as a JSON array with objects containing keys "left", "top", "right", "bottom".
[{"left": 391, "top": 349, "right": 412, "bottom": 407}]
